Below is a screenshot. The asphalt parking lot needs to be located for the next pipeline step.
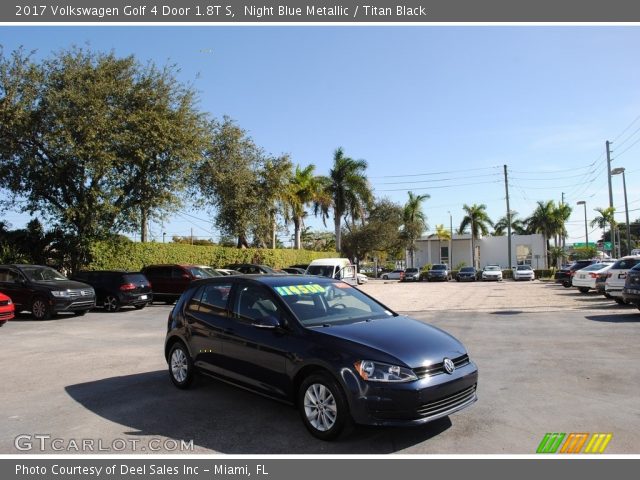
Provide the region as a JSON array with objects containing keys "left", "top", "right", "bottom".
[{"left": 1, "top": 280, "right": 639, "bottom": 454}]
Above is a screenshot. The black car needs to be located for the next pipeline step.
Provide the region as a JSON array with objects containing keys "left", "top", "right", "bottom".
[
  {"left": 282, "top": 267, "right": 307, "bottom": 275},
  {"left": 456, "top": 267, "right": 477, "bottom": 282},
  {"left": 622, "top": 263, "right": 640, "bottom": 310},
  {"left": 0, "top": 264, "right": 96, "bottom": 320},
  {"left": 427, "top": 264, "right": 451, "bottom": 281},
  {"left": 71, "top": 271, "right": 152, "bottom": 312},
  {"left": 165, "top": 275, "right": 478, "bottom": 440},
  {"left": 554, "top": 260, "right": 599, "bottom": 288}
]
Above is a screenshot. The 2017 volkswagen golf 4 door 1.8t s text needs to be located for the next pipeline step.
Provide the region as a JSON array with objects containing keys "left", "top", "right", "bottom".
[{"left": 165, "top": 275, "right": 478, "bottom": 440}]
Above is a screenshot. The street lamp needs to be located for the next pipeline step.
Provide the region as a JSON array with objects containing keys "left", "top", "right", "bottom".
[
  {"left": 576, "top": 201, "right": 588, "bottom": 248},
  {"left": 611, "top": 167, "right": 631, "bottom": 256}
]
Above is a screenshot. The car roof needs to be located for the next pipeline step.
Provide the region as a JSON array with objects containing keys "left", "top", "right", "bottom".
[{"left": 192, "top": 274, "right": 341, "bottom": 287}]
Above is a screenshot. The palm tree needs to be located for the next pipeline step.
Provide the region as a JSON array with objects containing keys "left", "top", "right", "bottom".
[
  {"left": 434, "top": 224, "right": 451, "bottom": 264},
  {"left": 555, "top": 202, "right": 573, "bottom": 249},
  {"left": 525, "top": 200, "right": 558, "bottom": 267},
  {"left": 402, "top": 192, "right": 430, "bottom": 268},
  {"left": 459, "top": 204, "right": 493, "bottom": 269},
  {"left": 286, "top": 165, "right": 330, "bottom": 249},
  {"left": 590, "top": 207, "right": 617, "bottom": 256},
  {"left": 493, "top": 210, "right": 526, "bottom": 236},
  {"left": 326, "top": 148, "right": 373, "bottom": 252}
]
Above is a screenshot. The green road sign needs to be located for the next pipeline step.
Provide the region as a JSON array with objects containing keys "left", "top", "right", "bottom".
[{"left": 573, "top": 242, "right": 596, "bottom": 248}]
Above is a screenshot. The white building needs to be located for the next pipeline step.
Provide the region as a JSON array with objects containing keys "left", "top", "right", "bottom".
[{"left": 410, "top": 233, "right": 547, "bottom": 270}]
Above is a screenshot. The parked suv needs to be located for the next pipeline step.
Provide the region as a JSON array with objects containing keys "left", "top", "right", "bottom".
[
  {"left": 141, "top": 264, "right": 214, "bottom": 304},
  {"left": 622, "top": 263, "right": 640, "bottom": 310},
  {"left": 427, "top": 264, "right": 451, "bottom": 281},
  {"left": 605, "top": 256, "right": 640, "bottom": 305},
  {"left": 0, "top": 264, "right": 95, "bottom": 320},
  {"left": 71, "top": 271, "right": 152, "bottom": 312},
  {"left": 402, "top": 267, "right": 421, "bottom": 282}
]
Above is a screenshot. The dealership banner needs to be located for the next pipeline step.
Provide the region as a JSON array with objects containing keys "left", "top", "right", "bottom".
[
  {"left": 3, "top": 0, "right": 640, "bottom": 22},
  {"left": 2, "top": 459, "right": 640, "bottom": 480}
]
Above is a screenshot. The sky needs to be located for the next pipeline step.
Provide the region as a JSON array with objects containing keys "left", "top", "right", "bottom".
[{"left": 1, "top": 26, "right": 639, "bottom": 246}]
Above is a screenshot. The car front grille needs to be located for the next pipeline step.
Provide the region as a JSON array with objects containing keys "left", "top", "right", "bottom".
[
  {"left": 415, "top": 384, "right": 477, "bottom": 419},
  {"left": 68, "top": 289, "right": 93, "bottom": 298},
  {"left": 0, "top": 300, "right": 9, "bottom": 306},
  {"left": 413, "top": 354, "right": 470, "bottom": 378}
]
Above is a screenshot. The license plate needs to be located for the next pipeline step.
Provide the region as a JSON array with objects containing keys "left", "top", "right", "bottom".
[
  {"left": 628, "top": 289, "right": 639, "bottom": 295},
  {"left": 619, "top": 273, "right": 627, "bottom": 279},
  {"left": 579, "top": 275, "right": 585, "bottom": 279},
  {"left": 140, "top": 295, "right": 148, "bottom": 300}
]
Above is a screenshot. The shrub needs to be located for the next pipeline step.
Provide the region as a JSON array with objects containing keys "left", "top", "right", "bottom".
[{"left": 88, "top": 241, "right": 338, "bottom": 271}]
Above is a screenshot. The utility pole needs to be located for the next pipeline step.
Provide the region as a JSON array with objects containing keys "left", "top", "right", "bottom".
[
  {"left": 606, "top": 140, "right": 616, "bottom": 257},
  {"left": 504, "top": 165, "right": 512, "bottom": 269},
  {"left": 561, "top": 192, "right": 565, "bottom": 250},
  {"left": 190, "top": 227, "right": 193, "bottom": 245}
]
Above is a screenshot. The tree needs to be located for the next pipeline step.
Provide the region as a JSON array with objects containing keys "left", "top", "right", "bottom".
[
  {"left": 0, "top": 46, "right": 208, "bottom": 270},
  {"left": 286, "top": 164, "right": 330, "bottom": 249},
  {"left": 326, "top": 148, "right": 373, "bottom": 252},
  {"left": 195, "top": 117, "right": 263, "bottom": 248},
  {"left": 590, "top": 207, "right": 617, "bottom": 256},
  {"left": 342, "top": 198, "right": 404, "bottom": 263},
  {"left": 254, "top": 155, "right": 293, "bottom": 249},
  {"left": 493, "top": 210, "right": 526, "bottom": 236},
  {"left": 402, "top": 192, "right": 430, "bottom": 268},
  {"left": 434, "top": 224, "right": 451, "bottom": 264},
  {"left": 525, "top": 200, "right": 559, "bottom": 267},
  {"left": 459, "top": 204, "right": 493, "bottom": 269}
]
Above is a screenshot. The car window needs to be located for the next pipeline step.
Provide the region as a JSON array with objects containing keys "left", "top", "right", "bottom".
[
  {"left": 516, "top": 266, "right": 531, "bottom": 271},
  {"left": 0, "top": 268, "right": 20, "bottom": 283},
  {"left": 460, "top": 267, "right": 475, "bottom": 272},
  {"left": 432, "top": 265, "right": 446, "bottom": 270},
  {"left": 123, "top": 274, "right": 149, "bottom": 284},
  {"left": 234, "top": 284, "right": 283, "bottom": 323},
  {"left": 199, "top": 283, "right": 232, "bottom": 314},
  {"left": 306, "top": 265, "right": 336, "bottom": 278},
  {"left": 484, "top": 266, "right": 500, "bottom": 271},
  {"left": 611, "top": 258, "right": 640, "bottom": 270},
  {"left": 186, "top": 286, "right": 205, "bottom": 312}
]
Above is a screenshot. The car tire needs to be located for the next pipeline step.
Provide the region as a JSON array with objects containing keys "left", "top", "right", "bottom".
[
  {"left": 0, "top": 320, "right": 6, "bottom": 327},
  {"left": 614, "top": 298, "right": 627, "bottom": 305},
  {"left": 562, "top": 281, "right": 571, "bottom": 288},
  {"left": 382, "top": 275, "right": 388, "bottom": 280},
  {"left": 31, "top": 297, "right": 52, "bottom": 320},
  {"left": 103, "top": 295, "right": 121, "bottom": 313},
  {"left": 74, "top": 310, "right": 89, "bottom": 317},
  {"left": 134, "top": 304, "right": 146, "bottom": 310},
  {"left": 168, "top": 342, "right": 195, "bottom": 389},
  {"left": 578, "top": 287, "right": 590, "bottom": 294},
  {"left": 298, "top": 373, "right": 351, "bottom": 441},
  {"left": 604, "top": 293, "right": 612, "bottom": 299}
]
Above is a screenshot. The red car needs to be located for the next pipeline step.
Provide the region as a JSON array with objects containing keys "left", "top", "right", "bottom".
[{"left": 0, "top": 292, "right": 15, "bottom": 326}]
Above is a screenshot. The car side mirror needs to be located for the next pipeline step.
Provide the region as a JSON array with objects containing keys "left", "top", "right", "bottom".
[{"left": 252, "top": 315, "right": 281, "bottom": 329}]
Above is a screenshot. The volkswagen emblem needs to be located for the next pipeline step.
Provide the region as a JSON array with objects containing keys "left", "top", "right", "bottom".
[{"left": 443, "top": 358, "right": 455, "bottom": 374}]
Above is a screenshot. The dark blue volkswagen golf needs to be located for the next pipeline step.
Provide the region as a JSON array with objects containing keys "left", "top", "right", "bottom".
[{"left": 164, "top": 275, "right": 478, "bottom": 440}]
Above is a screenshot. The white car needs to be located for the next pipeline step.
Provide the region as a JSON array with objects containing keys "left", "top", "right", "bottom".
[
  {"left": 604, "top": 256, "right": 640, "bottom": 304},
  {"left": 482, "top": 265, "right": 503, "bottom": 281},
  {"left": 381, "top": 269, "right": 405, "bottom": 280},
  {"left": 357, "top": 273, "right": 369, "bottom": 284},
  {"left": 512, "top": 265, "right": 535, "bottom": 281},
  {"left": 572, "top": 262, "right": 615, "bottom": 293}
]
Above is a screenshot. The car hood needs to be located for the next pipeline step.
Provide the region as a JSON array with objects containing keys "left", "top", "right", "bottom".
[
  {"left": 315, "top": 315, "right": 467, "bottom": 368},
  {"left": 31, "top": 280, "right": 93, "bottom": 291},
  {"left": 483, "top": 271, "right": 501, "bottom": 275}
]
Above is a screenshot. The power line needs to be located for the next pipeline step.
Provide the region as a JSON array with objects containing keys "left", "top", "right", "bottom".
[
  {"left": 373, "top": 172, "right": 501, "bottom": 186},
  {"left": 376, "top": 179, "right": 502, "bottom": 192},
  {"left": 368, "top": 165, "right": 501, "bottom": 179}
]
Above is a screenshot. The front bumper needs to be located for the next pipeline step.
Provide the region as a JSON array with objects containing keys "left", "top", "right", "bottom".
[
  {"left": 342, "top": 361, "right": 478, "bottom": 427},
  {"left": 605, "top": 286, "right": 623, "bottom": 298},
  {"left": 52, "top": 297, "right": 96, "bottom": 312},
  {"left": 457, "top": 275, "right": 476, "bottom": 282},
  {"left": 427, "top": 274, "right": 448, "bottom": 281},
  {"left": 482, "top": 275, "right": 502, "bottom": 281}
]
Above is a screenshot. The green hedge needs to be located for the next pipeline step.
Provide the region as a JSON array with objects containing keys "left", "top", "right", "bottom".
[{"left": 88, "top": 241, "right": 338, "bottom": 271}]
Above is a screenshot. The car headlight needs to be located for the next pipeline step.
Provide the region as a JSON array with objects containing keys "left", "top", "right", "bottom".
[
  {"left": 51, "top": 290, "right": 71, "bottom": 298},
  {"left": 354, "top": 360, "right": 417, "bottom": 383}
]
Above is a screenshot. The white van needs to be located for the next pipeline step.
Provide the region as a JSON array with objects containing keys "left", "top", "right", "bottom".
[{"left": 305, "top": 258, "right": 358, "bottom": 286}]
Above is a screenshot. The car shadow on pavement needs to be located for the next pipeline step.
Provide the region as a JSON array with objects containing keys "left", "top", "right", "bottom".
[
  {"left": 65, "top": 371, "right": 451, "bottom": 454},
  {"left": 585, "top": 313, "right": 640, "bottom": 323}
]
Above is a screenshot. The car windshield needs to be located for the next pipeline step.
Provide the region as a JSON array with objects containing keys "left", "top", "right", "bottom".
[
  {"left": 123, "top": 274, "right": 149, "bottom": 284},
  {"left": 485, "top": 266, "right": 500, "bottom": 271},
  {"left": 580, "top": 264, "right": 608, "bottom": 272},
  {"left": 306, "top": 265, "right": 336, "bottom": 278},
  {"left": 187, "top": 267, "right": 215, "bottom": 278},
  {"left": 272, "top": 279, "right": 394, "bottom": 327},
  {"left": 198, "top": 267, "right": 222, "bottom": 277},
  {"left": 21, "top": 266, "right": 68, "bottom": 281},
  {"left": 611, "top": 258, "right": 640, "bottom": 270},
  {"left": 432, "top": 265, "right": 447, "bottom": 270},
  {"left": 460, "top": 267, "right": 475, "bottom": 272},
  {"left": 516, "top": 266, "right": 532, "bottom": 271},
  {"left": 405, "top": 268, "right": 418, "bottom": 273}
]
